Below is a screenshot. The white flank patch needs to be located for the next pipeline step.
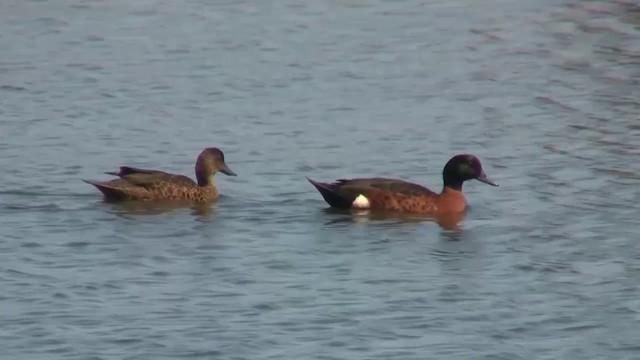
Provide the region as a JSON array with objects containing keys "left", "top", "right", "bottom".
[{"left": 352, "top": 194, "right": 370, "bottom": 209}]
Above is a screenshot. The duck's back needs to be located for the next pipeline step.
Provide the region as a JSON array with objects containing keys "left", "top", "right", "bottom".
[{"left": 335, "top": 178, "right": 437, "bottom": 197}]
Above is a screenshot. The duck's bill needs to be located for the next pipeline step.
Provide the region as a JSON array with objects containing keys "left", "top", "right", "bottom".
[
  {"left": 476, "top": 173, "right": 498, "bottom": 186},
  {"left": 219, "top": 163, "right": 237, "bottom": 176}
]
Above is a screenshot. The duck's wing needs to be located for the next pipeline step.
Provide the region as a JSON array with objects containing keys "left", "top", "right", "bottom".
[
  {"left": 110, "top": 173, "right": 196, "bottom": 190},
  {"left": 105, "top": 166, "right": 170, "bottom": 178},
  {"left": 84, "top": 169, "right": 197, "bottom": 200},
  {"left": 105, "top": 166, "right": 197, "bottom": 187},
  {"left": 335, "top": 178, "right": 437, "bottom": 196},
  {"left": 308, "top": 177, "right": 437, "bottom": 208}
]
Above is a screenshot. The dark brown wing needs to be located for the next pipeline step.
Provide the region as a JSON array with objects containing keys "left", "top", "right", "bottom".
[
  {"left": 105, "top": 166, "right": 169, "bottom": 178},
  {"left": 119, "top": 172, "right": 197, "bottom": 188},
  {"left": 103, "top": 166, "right": 196, "bottom": 188},
  {"left": 334, "top": 178, "right": 437, "bottom": 197}
]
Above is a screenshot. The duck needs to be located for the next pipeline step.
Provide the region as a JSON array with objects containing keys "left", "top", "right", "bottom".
[
  {"left": 83, "top": 147, "right": 236, "bottom": 202},
  {"left": 307, "top": 154, "right": 497, "bottom": 214}
]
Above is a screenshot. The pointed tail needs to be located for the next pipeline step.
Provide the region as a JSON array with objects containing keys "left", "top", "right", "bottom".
[
  {"left": 82, "top": 179, "right": 128, "bottom": 201},
  {"left": 306, "top": 178, "right": 353, "bottom": 208}
]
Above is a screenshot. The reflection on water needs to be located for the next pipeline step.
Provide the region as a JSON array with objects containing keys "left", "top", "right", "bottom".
[
  {"left": 105, "top": 199, "right": 215, "bottom": 218},
  {"left": 1, "top": 0, "right": 640, "bottom": 359},
  {"left": 321, "top": 207, "right": 466, "bottom": 231}
]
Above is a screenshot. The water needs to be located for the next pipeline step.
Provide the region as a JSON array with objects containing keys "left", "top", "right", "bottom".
[{"left": 1, "top": 0, "right": 640, "bottom": 359}]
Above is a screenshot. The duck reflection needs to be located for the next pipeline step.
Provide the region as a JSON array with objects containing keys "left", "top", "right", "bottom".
[
  {"left": 322, "top": 207, "right": 465, "bottom": 231},
  {"left": 105, "top": 199, "right": 214, "bottom": 218}
]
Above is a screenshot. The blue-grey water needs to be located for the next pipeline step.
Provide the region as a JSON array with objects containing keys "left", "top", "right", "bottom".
[{"left": 2, "top": 0, "right": 640, "bottom": 359}]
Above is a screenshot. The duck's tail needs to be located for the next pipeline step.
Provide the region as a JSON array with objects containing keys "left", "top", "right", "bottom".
[
  {"left": 306, "top": 178, "right": 353, "bottom": 209},
  {"left": 82, "top": 179, "right": 129, "bottom": 201}
]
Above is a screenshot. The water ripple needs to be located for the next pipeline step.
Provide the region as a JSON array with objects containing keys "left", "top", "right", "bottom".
[{"left": 1, "top": 0, "right": 639, "bottom": 359}]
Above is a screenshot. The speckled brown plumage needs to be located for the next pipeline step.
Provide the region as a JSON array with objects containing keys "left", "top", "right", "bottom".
[
  {"left": 84, "top": 147, "right": 236, "bottom": 202},
  {"left": 308, "top": 154, "right": 498, "bottom": 214}
]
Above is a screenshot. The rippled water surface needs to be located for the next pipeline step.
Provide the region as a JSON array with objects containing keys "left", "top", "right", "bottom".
[{"left": 2, "top": 0, "right": 640, "bottom": 359}]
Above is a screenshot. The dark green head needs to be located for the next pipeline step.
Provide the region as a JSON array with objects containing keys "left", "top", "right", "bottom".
[{"left": 442, "top": 154, "right": 498, "bottom": 191}]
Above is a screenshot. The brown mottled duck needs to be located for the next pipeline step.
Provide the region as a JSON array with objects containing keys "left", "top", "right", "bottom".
[{"left": 84, "top": 147, "right": 236, "bottom": 202}]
